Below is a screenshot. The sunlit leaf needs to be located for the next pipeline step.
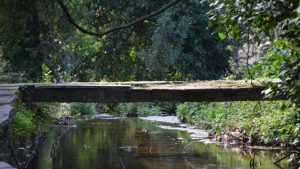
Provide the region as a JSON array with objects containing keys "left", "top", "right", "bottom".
[{"left": 218, "top": 32, "right": 227, "bottom": 39}]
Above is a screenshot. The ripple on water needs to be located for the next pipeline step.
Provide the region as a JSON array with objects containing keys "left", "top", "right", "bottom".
[
  {"left": 140, "top": 116, "right": 215, "bottom": 144},
  {"left": 158, "top": 125, "right": 214, "bottom": 143}
]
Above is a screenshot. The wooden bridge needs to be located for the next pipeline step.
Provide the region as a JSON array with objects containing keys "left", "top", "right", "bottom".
[
  {"left": 0, "top": 80, "right": 284, "bottom": 128},
  {"left": 20, "top": 80, "right": 280, "bottom": 102}
]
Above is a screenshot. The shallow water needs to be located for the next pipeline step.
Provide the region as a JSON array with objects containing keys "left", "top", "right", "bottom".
[{"left": 32, "top": 115, "right": 293, "bottom": 169}]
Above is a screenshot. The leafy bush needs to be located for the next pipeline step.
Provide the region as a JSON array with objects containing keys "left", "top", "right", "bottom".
[
  {"left": 10, "top": 106, "right": 35, "bottom": 136},
  {"left": 155, "top": 102, "right": 177, "bottom": 115},
  {"left": 10, "top": 103, "right": 52, "bottom": 136},
  {"left": 136, "top": 104, "right": 163, "bottom": 116},
  {"left": 69, "top": 102, "right": 95, "bottom": 115},
  {"left": 118, "top": 103, "right": 138, "bottom": 115},
  {"left": 106, "top": 103, "right": 175, "bottom": 116},
  {"left": 176, "top": 101, "right": 299, "bottom": 147},
  {"left": 117, "top": 103, "right": 163, "bottom": 116}
]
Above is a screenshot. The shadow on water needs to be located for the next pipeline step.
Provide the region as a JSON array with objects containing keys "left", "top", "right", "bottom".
[{"left": 31, "top": 116, "right": 293, "bottom": 169}]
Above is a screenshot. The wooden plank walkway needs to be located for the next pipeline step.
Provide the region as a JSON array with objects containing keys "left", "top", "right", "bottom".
[
  {"left": 0, "top": 80, "right": 285, "bottom": 128},
  {"left": 19, "top": 80, "right": 284, "bottom": 103}
]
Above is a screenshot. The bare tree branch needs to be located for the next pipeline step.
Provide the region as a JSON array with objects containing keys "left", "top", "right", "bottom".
[{"left": 57, "top": 0, "right": 182, "bottom": 37}]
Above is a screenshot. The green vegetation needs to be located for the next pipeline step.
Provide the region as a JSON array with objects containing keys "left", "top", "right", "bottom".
[
  {"left": 177, "top": 101, "right": 299, "bottom": 147},
  {"left": 0, "top": 0, "right": 232, "bottom": 82},
  {"left": 207, "top": 1, "right": 299, "bottom": 162},
  {"left": 9, "top": 103, "right": 53, "bottom": 136},
  {"left": 69, "top": 102, "right": 96, "bottom": 115},
  {"left": 103, "top": 102, "right": 177, "bottom": 116}
]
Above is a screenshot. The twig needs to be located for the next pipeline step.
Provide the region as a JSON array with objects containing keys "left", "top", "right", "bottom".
[
  {"left": 246, "top": 29, "right": 253, "bottom": 86},
  {"left": 57, "top": 0, "right": 182, "bottom": 37},
  {"left": 50, "top": 128, "right": 71, "bottom": 167},
  {"left": 273, "top": 152, "right": 292, "bottom": 165},
  {"left": 119, "top": 157, "right": 126, "bottom": 169},
  {"left": 7, "top": 137, "right": 20, "bottom": 168},
  {"left": 182, "top": 141, "right": 198, "bottom": 169},
  {"left": 273, "top": 163, "right": 284, "bottom": 169},
  {"left": 24, "top": 133, "right": 44, "bottom": 169},
  {"left": 246, "top": 29, "right": 263, "bottom": 115},
  {"left": 248, "top": 153, "right": 256, "bottom": 169}
]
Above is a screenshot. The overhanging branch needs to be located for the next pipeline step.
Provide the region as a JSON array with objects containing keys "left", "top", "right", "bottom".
[{"left": 57, "top": 0, "right": 182, "bottom": 37}]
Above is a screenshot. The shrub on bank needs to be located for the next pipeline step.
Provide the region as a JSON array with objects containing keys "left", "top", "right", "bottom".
[
  {"left": 117, "top": 103, "right": 162, "bottom": 116},
  {"left": 69, "top": 102, "right": 95, "bottom": 115},
  {"left": 9, "top": 103, "right": 53, "bottom": 136},
  {"left": 176, "top": 101, "right": 299, "bottom": 147},
  {"left": 100, "top": 103, "right": 176, "bottom": 116}
]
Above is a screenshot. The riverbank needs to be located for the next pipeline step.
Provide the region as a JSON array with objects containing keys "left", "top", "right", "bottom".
[
  {"left": 139, "top": 115, "right": 298, "bottom": 167},
  {"left": 139, "top": 115, "right": 287, "bottom": 149},
  {"left": 176, "top": 101, "right": 299, "bottom": 149},
  {"left": 105, "top": 100, "right": 299, "bottom": 150}
]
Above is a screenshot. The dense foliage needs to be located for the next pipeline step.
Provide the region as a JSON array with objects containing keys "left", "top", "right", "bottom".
[
  {"left": 177, "top": 101, "right": 299, "bottom": 147},
  {"left": 0, "top": 0, "right": 233, "bottom": 82},
  {"left": 205, "top": 0, "right": 299, "bottom": 162},
  {"left": 105, "top": 102, "right": 177, "bottom": 116},
  {"left": 69, "top": 102, "right": 95, "bottom": 115},
  {"left": 208, "top": 0, "right": 299, "bottom": 107},
  {"left": 9, "top": 103, "right": 52, "bottom": 136}
]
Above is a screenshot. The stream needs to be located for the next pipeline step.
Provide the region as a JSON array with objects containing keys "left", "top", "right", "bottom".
[{"left": 32, "top": 114, "right": 292, "bottom": 169}]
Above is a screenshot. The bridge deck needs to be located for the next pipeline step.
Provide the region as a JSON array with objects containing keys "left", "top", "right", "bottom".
[
  {"left": 16, "top": 80, "right": 283, "bottom": 103},
  {"left": 0, "top": 80, "right": 285, "bottom": 127}
]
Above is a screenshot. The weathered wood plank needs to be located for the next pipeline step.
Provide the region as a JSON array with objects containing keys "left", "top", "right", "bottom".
[
  {"left": 21, "top": 81, "right": 285, "bottom": 103},
  {"left": 26, "top": 85, "right": 131, "bottom": 103},
  {"left": 0, "top": 87, "right": 19, "bottom": 90},
  {"left": 0, "top": 95, "right": 16, "bottom": 104},
  {"left": 0, "top": 89, "right": 18, "bottom": 96},
  {"left": 128, "top": 87, "right": 270, "bottom": 102}
]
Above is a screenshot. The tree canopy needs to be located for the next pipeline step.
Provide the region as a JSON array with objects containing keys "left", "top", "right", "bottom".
[
  {"left": 0, "top": 0, "right": 233, "bottom": 82},
  {"left": 209, "top": 0, "right": 300, "bottom": 107},
  {"left": 57, "top": 0, "right": 182, "bottom": 37}
]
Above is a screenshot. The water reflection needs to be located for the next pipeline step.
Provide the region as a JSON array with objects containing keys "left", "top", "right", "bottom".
[{"left": 33, "top": 117, "right": 292, "bottom": 169}]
